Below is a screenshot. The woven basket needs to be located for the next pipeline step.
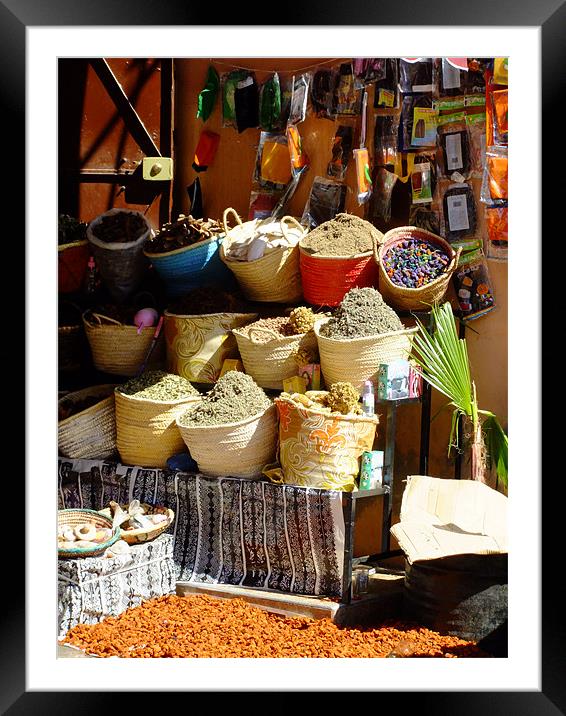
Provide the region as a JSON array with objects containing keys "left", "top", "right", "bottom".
[
  {"left": 98, "top": 503, "right": 175, "bottom": 545},
  {"left": 298, "top": 223, "right": 383, "bottom": 307},
  {"left": 144, "top": 234, "right": 232, "bottom": 298},
  {"left": 220, "top": 209, "right": 304, "bottom": 303},
  {"left": 58, "top": 509, "right": 120, "bottom": 559},
  {"left": 58, "top": 240, "right": 90, "bottom": 294},
  {"left": 164, "top": 311, "right": 257, "bottom": 384},
  {"left": 87, "top": 209, "right": 152, "bottom": 302},
  {"left": 176, "top": 404, "right": 278, "bottom": 479},
  {"left": 232, "top": 324, "right": 318, "bottom": 390},
  {"left": 58, "top": 384, "right": 117, "bottom": 460},
  {"left": 115, "top": 389, "right": 201, "bottom": 468},
  {"left": 59, "top": 301, "right": 86, "bottom": 373},
  {"left": 376, "top": 226, "right": 461, "bottom": 311},
  {"left": 314, "top": 318, "right": 418, "bottom": 393},
  {"left": 83, "top": 311, "right": 165, "bottom": 376}
]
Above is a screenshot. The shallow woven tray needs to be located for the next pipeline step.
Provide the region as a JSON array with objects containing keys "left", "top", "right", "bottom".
[
  {"left": 58, "top": 509, "right": 120, "bottom": 559},
  {"left": 98, "top": 503, "right": 175, "bottom": 545}
]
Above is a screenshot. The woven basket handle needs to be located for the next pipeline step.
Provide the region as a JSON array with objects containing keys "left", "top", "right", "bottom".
[
  {"left": 373, "top": 230, "right": 385, "bottom": 264},
  {"left": 447, "top": 246, "right": 462, "bottom": 273},
  {"left": 222, "top": 207, "right": 243, "bottom": 236},
  {"left": 89, "top": 312, "right": 123, "bottom": 326},
  {"left": 248, "top": 326, "right": 282, "bottom": 343},
  {"left": 280, "top": 215, "right": 306, "bottom": 243}
]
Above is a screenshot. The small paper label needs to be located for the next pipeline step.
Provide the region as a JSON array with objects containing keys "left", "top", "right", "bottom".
[
  {"left": 378, "top": 88, "right": 395, "bottom": 107},
  {"left": 237, "top": 77, "right": 254, "bottom": 90},
  {"left": 412, "top": 83, "right": 433, "bottom": 93},
  {"left": 445, "top": 133, "right": 463, "bottom": 171},
  {"left": 447, "top": 194, "right": 470, "bottom": 231},
  {"left": 442, "top": 58, "right": 461, "bottom": 90}
]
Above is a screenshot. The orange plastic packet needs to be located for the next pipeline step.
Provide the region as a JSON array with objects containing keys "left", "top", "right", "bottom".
[
  {"left": 354, "top": 148, "right": 372, "bottom": 204},
  {"left": 286, "top": 125, "right": 309, "bottom": 172},
  {"left": 260, "top": 140, "right": 292, "bottom": 185},
  {"left": 487, "top": 153, "right": 508, "bottom": 200},
  {"left": 492, "top": 89, "right": 508, "bottom": 140}
]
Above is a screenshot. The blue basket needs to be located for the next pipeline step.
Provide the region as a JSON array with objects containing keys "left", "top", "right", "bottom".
[{"left": 144, "top": 235, "right": 234, "bottom": 298}]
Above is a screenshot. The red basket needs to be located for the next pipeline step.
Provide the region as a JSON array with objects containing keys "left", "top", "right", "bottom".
[
  {"left": 299, "top": 248, "right": 379, "bottom": 307},
  {"left": 58, "top": 240, "right": 90, "bottom": 294}
]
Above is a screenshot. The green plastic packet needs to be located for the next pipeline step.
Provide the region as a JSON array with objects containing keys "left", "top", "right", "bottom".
[
  {"left": 196, "top": 66, "right": 220, "bottom": 122},
  {"left": 259, "top": 73, "right": 282, "bottom": 131}
]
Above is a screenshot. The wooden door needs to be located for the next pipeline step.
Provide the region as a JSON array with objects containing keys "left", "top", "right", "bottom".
[{"left": 58, "top": 58, "right": 173, "bottom": 230}]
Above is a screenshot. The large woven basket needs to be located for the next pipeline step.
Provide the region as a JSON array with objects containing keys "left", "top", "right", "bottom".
[
  {"left": 58, "top": 240, "right": 90, "bottom": 294},
  {"left": 144, "top": 234, "right": 233, "bottom": 298},
  {"left": 83, "top": 311, "right": 165, "bottom": 376},
  {"left": 164, "top": 310, "right": 257, "bottom": 384},
  {"left": 58, "top": 509, "right": 120, "bottom": 559},
  {"left": 98, "top": 503, "right": 175, "bottom": 545},
  {"left": 314, "top": 318, "right": 418, "bottom": 393},
  {"left": 176, "top": 404, "right": 278, "bottom": 479},
  {"left": 298, "top": 223, "right": 383, "bottom": 307},
  {"left": 220, "top": 209, "right": 304, "bottom": 303},
  {"left": 376, "top": 226, "right": 461, "bottom": 311},
  {"left": 232, "top": 324, "right": 318, "bottom": 390},
  {"left": 115, "top": 388, "right": 201, "bottom": 468},
  {"left": 58, "top": 384, "right": 117, "bottom": 460}
]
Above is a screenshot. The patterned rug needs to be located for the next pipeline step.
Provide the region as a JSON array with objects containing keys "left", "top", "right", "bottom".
[{"left": 58, "top": 458, "right": 345, "bottom": 597}]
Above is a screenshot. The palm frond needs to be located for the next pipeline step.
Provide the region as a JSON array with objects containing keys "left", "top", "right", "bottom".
[{"left": 482, "top": 413, "right": 508, "bottom": 488}]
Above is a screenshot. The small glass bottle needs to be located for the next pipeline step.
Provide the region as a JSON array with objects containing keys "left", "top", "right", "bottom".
[{"left": 362, "top": 380, "right": 375, "bottom": 417}]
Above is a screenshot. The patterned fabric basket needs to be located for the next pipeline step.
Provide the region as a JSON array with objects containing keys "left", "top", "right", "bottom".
[
  {"left": 232, "top": 324, "right": 318, "bottom": 390},
  {"left": 83, "top": 311, "right": 165, "bottom": 376},
  {"left": 219, "top": 209, "right": 304, "bottom": 303},
  {"left": 58, "top": 508, "right": 120, "bottom": 559},
  {"left": 176, "top": 404, "right": 278, "bottom": 479},
  {"left": 58, "top": 240, "right": 90, "bottom": 294},
  {"left": 115, "top": 389, "right": 201, "bottom": 469},
  {"left": 144, "top": 235, "right": 233, "bottom": 298},
  {"left": 164, "top": 311, "right": 257, "bottom": 384},
  {"left": 265, "top": 396, "right": 378, "bottom": 491},
  {"left": 58, "top": 384, "right": 117, "bottom": 460},
  {"left": 376, "top": 226, "right": 461, "bottom": 311},
  {"left": 314, "top": 317, "right": 418, "bottom": 393},
  {"left": 98, "top": 503, "right": 175, "bottom": 545}
]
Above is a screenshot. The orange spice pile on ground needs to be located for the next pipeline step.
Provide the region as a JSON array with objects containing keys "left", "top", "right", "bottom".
[{"left": 63, "top": 594, "right": 489, "bottom": 658}]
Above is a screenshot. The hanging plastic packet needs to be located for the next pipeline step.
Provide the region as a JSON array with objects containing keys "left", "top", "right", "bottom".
[
  {"left": 368, "top": 166, "right": 398, "bottom": 230},
  {"left": 248, "top": 190, "right": 282, "bottom": 220},
  {"left": 399, "top": 58, "right": 435, "bottom": 93},
  {"left": 301, "top": 176, "right": 347, "bottom": 229},
  {"left": 196, "top": 65, "right": 220, "bottom": 122},
  {"left": 234, "top": 72, "right": 259, "bottom": 133},
  {"left": 327, "top": 124, "right": 355, "bottom": 180},
  {"left": 222, "top": 70, "right": 248, "bottom": 129},
  {"left": 433, "top": 57, "right": 467, "bottom": 98},
  {"left": 440, "top": 181, "right": 480, "bottom": 249},
  {"left": 259, "top": 73, "right": 282, "bottom": 132},
  {"left": 491, "top": 88, "right": 508, "bottom": 144},
  {"left": 493, "top": 57, "right": 508, "bottom": 86},
  {"left": 354, "top": 148, "right": 372, "bottom": 205},
  {"left": 485, "top": 67, "right": 506, "bottom": 147},
  {"left": 374, "top": 114, "right": 400, "bottom": 166},
  {"left": 452, "top": 248, "right": 496, "bottom": 321},
  {"left": 410, "top": 153, "right": 435, "bottom": 204},
  {"left": 334, "top": 62, "right": 363, "bottom": 116},
  {"left": 287, "top": 124, "right": 309, "bottom": 176},
  {"left": 192, "top": 130, "right": 220, "bottom": 172},
  {"left": 466, "top": 58, "right": 487, "bottom": 95},
  {"left": 311, "top": 68, "right": 338, "bottom": 120},
  {"left": 437, "top": 122, "right": 472, "bottom": 179},
  {"left": 254, "top": 132, "right": 292, "bottom": 188},
  {"left": 485, "top": 206, "right": 508, "bottom": 261},
  {"left": 374, "top": 59, "right": 399, "bottom": 109},
  {"left": 481, "top": 145, "right": 508, "bottom": 204},
  {"left": 409, "top": 205, "right": 441, "bottom": 235},
  {"left": 465, "top": 96, "right": 487, "bottom": 177},
  {"left": 277, "top": 75, "right": 293, "bottom": 129},
  {"left": 288, "top": 73, "right": 311, "bottom": 125},
  {"left": 400, "top": 95, "right": 436, "bottom": 150},
  {"left": 353, "top": 58, "right": 386, "bottom": 86}
]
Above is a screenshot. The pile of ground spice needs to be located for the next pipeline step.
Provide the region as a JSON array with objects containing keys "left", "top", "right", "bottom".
[
  {"left": 319, "top": 287, "right": 404, "bottom": 339},
  {"left": 178, "top": 371, "right": 271, "bottom": 426},
  {"left": 63, "top": 594, "right": 489, "bottom": 658},
  {"left": 167, "top": 287, "right": 249, "bottom": 315},
  {"left": 116, "top": 371, "right": 199, "bottom": 401},
  {"left": 300, "top": 213, "right": 379, "bottom": 257}
]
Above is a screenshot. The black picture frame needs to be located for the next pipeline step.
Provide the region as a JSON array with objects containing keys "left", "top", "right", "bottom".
[{"left": 8, "top": 0, "right": 553, "bottom": 709}]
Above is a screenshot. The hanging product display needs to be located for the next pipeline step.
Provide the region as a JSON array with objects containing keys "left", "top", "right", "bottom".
[
  {"left": 491, "top": 89, "right": 508, "bottom": 145},
  {"left": 334, "top": 62, "right": 362, "bottom": 116},
  {"left": 369, "top": 166, "right": 398, "bottom": 229},
  {"left": 288, "top": 73, "right": 311, "bottom": 125},
  {"left": 192, "top": 130, "right": 220, "bottom": 172},
  {"left": 481, "top": 145, "right": 508, "bottom": 203},
  {"left": 440, "top": 181, "right": 479, "bottom": 249},
  {"left": 259, "top": 73, "right": 282, "bottom": 132},
  {"left": 434, "top": 57, "right": 467, "bottom": 98},
  {"left": 221, "top": 70, "right": 249, "bottom": 129},
  {"left": 401, "top": 95, "right": 437, "bottom": 151},
  {"left": 196, "top": 65, "right": 220, "bottom": 122},
  {"left": 409, "top": 205, "right": 441, "bottom": 235},
  {"left": 493, "top": 57, "right": 508, "bottom": 86},
  {"left": 399, "top": 58, "right": 435, "bottom": 93},
  {"left": 353, "top": 58, "right": 386, "bottom": 85},
  {"left": 452, "top": 248, "right": 496, "bottom": 321},
  {"left": 235, "top": 72, "right": 259, "bottom": 133},
  {"left": 311, "top": 68, "right": 338, "bottom": 120},
  {"left": 301, "top": 176, "right": 347, "bottom": 229},
  {"left": 327, "top": 124, "right": 355, "bottom": 180},
  {"left": 466, "top": 58, "right": 487, "bottom": 95},
  {"left": 485, "top": 206, "right": 508, "bottom": 261},
  {"left": 465, "top": 97, "right": 487, "bottom": 176},
  {"left": 254, "top": 132, "right": 292, "bottom": 189},
  {"left": 411, "top": 156, "right": 434, "bottom": 204},
  {"left": 437, "top": 123, "right": 472, "bottom": 179},
  {"left": 287, "top": 124, "right": 309, "bottom": 174},
  {"left": 248, "top": 190, "right": 281, "bottom": 220},
  {"left": 278, "top": 75, "right": 293, "bottom": 128},
  {"left": 373, "top": 58, "right": 399, "bottom": 109},
  {"left": 374, "top": 114, "right": 400, "bottom": 167},
  {"left": 354, "top": 148, "right": 372, "bottom": 205}
]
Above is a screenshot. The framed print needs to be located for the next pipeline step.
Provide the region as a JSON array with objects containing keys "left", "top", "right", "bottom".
[{"left": 4, "top": 0, "right": 554, "bottom": 708}]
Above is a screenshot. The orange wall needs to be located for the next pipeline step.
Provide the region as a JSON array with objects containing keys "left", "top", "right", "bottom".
[{"left": 173, "top": 58, "right": 508, "bottom": 499}]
